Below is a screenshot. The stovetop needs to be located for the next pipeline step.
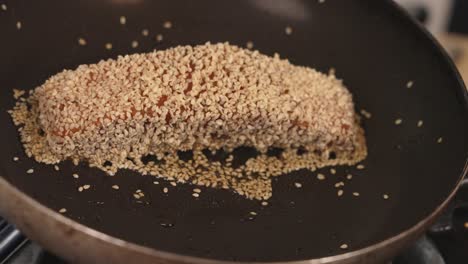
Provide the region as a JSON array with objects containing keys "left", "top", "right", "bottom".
[{"left": 2, "top": 180, "right": 468, "bottom": 264}]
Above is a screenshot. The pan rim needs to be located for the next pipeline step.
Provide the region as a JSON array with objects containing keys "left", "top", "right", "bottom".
[{"left": 0, "top": 0, "right": 467, "bottom": 263}]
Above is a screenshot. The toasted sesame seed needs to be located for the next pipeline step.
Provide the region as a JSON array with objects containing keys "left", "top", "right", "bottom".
[
  {"left": 246, "top": 41, "right": 254, "bottom": 49},
  {"left": 141, "top": 29, "right": 149, "bottom": 36},
  {"left": 112, "top": 185, "right": 119, "bottom": 190},
  {"left": 346, "top": 174, "right": 353, "bottom": 180},
  {"left": 155, "top": 34, "right": 163, "bottom": 42},
  {"left": 417, "top": 120, "right": 423, "bottom": 127},
  {"left": 261, "top": 201, "right": 268, "bottom": 206},
  {"left": 119, "top": 16, "right": 126, "bottom": 25},
  {"left": 285, "top": 26, "right": 293, "bottom": 35},
  {"left": 334, "top": 181, "right": 344, "bottom": 188},
  {"left": 170, "top": 181, "right": 177, "bottom": 187},
  {"left": 72, "top": 173, "right": 79, "bottom": 179},
  {"left": 340, "top": 244, "right": 348, "bottom": 249},
  {"left": 249, "top": 211, "right": 257, "bottom": 216},
  {"left": 464, "top": 222, "right": 468, "bottom": 229},
  {"left": 105, "top": 43, "right": 113, "bottom": 50},
  {"left": 1, "top": 4, "right": 7, "bottom": 11},
  {"left": 78, "top": 186, "right": 84, "bottom": 192},
  {"left": 136, "top": 189, "right": 142, "bottom": 193},
  {"left": 360, "top": 109, "right": 372, "bottom": 119},
  {"left": 437, "top": 137, "right": 443, "bottom": 143},
  {"left": 383, "top": 194, "right": 390, "bottom": 200},
  {"left": 337, "top": 190, "right": 344, "bottom": 197},
  {"left": 54, "top": 165, "right": 60, "bottom": 171},
  {"left": 356, "top": 164, "right": 365, "bottom": 170},
  {"left": 193, "top": 188, "right": 201, "bottom": 193},
  {"left": 13, "top": 156, "right": 19, "bottom": 161},
  {"left": 153, "top": 181, "right": 159, "bottom": 184},
  {"left": 163, "top": 187, "right": 168, "bottom": 193},
  {"left": 83, "top": 184, "right": 91, "bottom": 190},
  {"left": 16, "top": 21, "right": 22, "bottom": 30},
  {"left": 294, "top": 182, "right": 302, "bottom": 188},
  {"left": 394, "top": 118, "right": 403, "bottom": 125},
  {"left": 26, "top": 168, "right": 34, "bottom": 174},
  {"left": 317, "top": 173, "right": 326, "bottom": 180},
  {"left": 406, "top": 81, "right": 414, "bottom": 88},
  {"left": 131, "top": 40, "right": 138, "bottom": 48},
  {"left": 352, "top": 192, "right": 360, "bottom": 196},
  {"left": 133, "top": 193, "right": 140, "bottom": 199},
  {"left": 192, "top": 192, "right": 199, "bottom": 197},
  {"left": 330, "top": 168, "right": 336, "bottom": 174},
  {"left": 78, "top": 38, "right": 87, "bottom": 46},
  {"left": 58, "top": 208, "right": 67, "bottom": 213},
  {"left": 163, "top": 21, "right": 172, "bottom": 29}
]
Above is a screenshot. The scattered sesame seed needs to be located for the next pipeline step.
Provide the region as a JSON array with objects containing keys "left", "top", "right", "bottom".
[
  {"left": 16, "top": 21, "right": 22, "bottom": 30},
  {"left": 317, "top": 173, "right": 326, "bottom": 180},
  {"left": 319, "top": 0, "right": 326, "bottom": 3},
  {"left": 192, "top": 192, "right": 199, "bottom": 198},
  {"left": 285, "top": 26, "right": 293, "bottom": 35},
  {"left": 131, "top": 40, "right": 138, "bottom": 48},
  {"left": 394, "top": 118, "right": 403, "bottom": 125},
  {"left": 193, "top": 188, "right": 201, "bottom": 193},
  {"left": 249, "top": 211, "right": 257, "bottom": 216},
  {"left": 417, "top": 120, "right": 423, "bottom": 127},
  {"left": 261, "top": 201, "right": 268, "bottom": 206},
  {"left": 26, "top": 168, "right": 34, "bottom": 174},
  {"left": 13, "top": 89, "right": 25, "bottom": 99},
  {"left": 54, "top": 165, "right": 60, "bottom": 171},
  {"left": 13, "top": 156, "right": 19, "bottom": 161},
  {"left": 464, "top": 222, "right": 468, "bottom": 229},
  {"left": 153, "top": 181, "right": 159, "bottom": 184},
  {"left": 352, "top": 192, "right": 360, "bottom": 196},
  {"left": 356, "top": 164, "right": 365, "bottom": 170},
  {"left": 170, "top": 181, "right": 177, "bottom": 187},
  {"left": 58, "top": 208, "right": 67, "bottom": 213},
  {"left": 246, "top": 41, "right": 254, "bottom": 49},
  {"left": 133, "top": 193, "right": 140, "bottom": 199},
  {"left": 163, "top": 187, "right": 168, "bottom": 193},
  {"left": 72, "top": 173, "right": 79, "bottom": 179},
  {"left": 337, "top": 190, "right": 344, "bottom": 197},
  {"left": 119, "top": 16, "right": 126, "bottom": 25},
  {"left": 406, "top": 81, "right": 414, "bottom": 88},
  {"left": 141, "top": 29, "right": 149, "bottom": 36},
  {"left": 112, "top": 185, "right": 119, "bottom": 190},
  {"left": 360, "top": 109, "right": 372, "bottom": 119},
  {"left": 340, "top": 244, "right": 348, "bottom": 249},
  {"left": 136, "top": 189, "right": 142, "bottom": 193},
  {"left": 294, "top": 182, "right": 302, "bottom": 188},
  {"left": 346, "top": 174, "right": 353, "bottom": 180},
  {"left": 83, "top": 184, "right": 91, "bottom": 190},
  {"left": 437, "top": 137, "right": 443, "bottom": 143},
  {"left": 383, "top": 194, "right": 390, "bottom": 200},
  {"left": 105, "top": 43, "right": 113, "bottom": 50},
  {"left": 78, "top": 38, "right": 87, "bottom": 46},
  {"left": 163, "top": 21, "right": 172, "bottom": 29},
  {"left": 330, "top": 168, "right": 336, "bottom": 174},
  {"left": 334, "top": 182, "right": 345, "bottom": 188},
  {"left": 155, "top": 34, "right": 163, "bottom": 42},
  {"left": 1, "top": 4, "right": 7, "bottom": 11},
  {"left": 78, "top": 186, "right": 84, "bottom": 192}
]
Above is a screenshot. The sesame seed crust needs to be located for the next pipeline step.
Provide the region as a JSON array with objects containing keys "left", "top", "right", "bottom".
[{"left": 9, "top": 42, "right": 367, "bottom": 200}]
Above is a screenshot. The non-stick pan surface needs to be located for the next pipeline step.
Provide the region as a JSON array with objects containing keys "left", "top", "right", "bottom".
[{"left": 0, "top": 0, "right": 467, "bottom": 262}]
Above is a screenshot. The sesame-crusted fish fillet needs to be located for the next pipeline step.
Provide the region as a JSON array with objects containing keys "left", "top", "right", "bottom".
[{"left": 10, "top": 42, "right": 367, "bottom": 199}]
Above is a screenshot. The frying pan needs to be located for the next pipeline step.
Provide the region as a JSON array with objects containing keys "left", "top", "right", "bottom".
[{"left": 0, "top": 0, "right": 467, "bottom": 263}]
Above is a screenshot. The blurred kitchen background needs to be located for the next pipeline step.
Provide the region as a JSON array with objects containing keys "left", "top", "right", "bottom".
[{"left": 396, "top": 0, "right": 468, "bottom": 83}]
